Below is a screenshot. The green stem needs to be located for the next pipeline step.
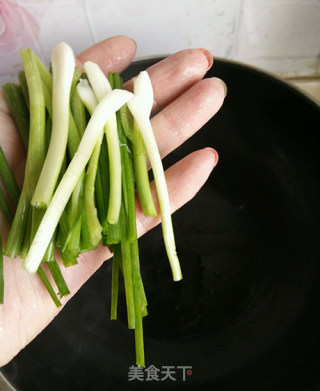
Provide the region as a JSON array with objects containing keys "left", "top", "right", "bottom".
[
  {"left": 76, "top": 78, "right": 103, "bottom": 249},
  {"left": 121, "top": 237, "right": 135, "bottom": 329},
  {"left": 57, "top": 212, "right": 79, "bottom": 267},
  {"left": 37, "top": 266, "right": 61, "bottom": 308},
  {"left": 104, "top": 115, "right": 122, "bottom": 225},
  {"left": 0, "top": 145, "right": 21, "bottom": 207},
  {"left": 0, "top": 187, "right": 13, "bottom": 225},
  {"left": 71, "top": 87, "right": 87, "bottom": 138},
  {"left": 111, "top": 244, "right": 121, "bottom": 320},
  {"left": 61, "top": 100, "right": 86, "bottom": 259},
  {"left": 130, "top": 238, "right": 147, "bottom": 367},
  {"left": 132, "top": 123, "right": 157, "bottom": 216},
  {"left": 20, "top": 203, "right": 32, "bottom": 259},
  {"left": 120, "top": 104, "right": 156, "bottom": 217},
  {"left": 95, "top": 163, "right": 107, "bottom": 224},
  {"left": 47, "top": 258, "right": 70, "bottom": 298},
  {"left": 4, "top": 187, "right": 30, "bottom": 257},
  {"left": 41, "top": 79, "right": 53, "bottom": 119},
  {"left": 98, "top": 134, "right": 125, "bottom": 245},
  {"left": 2, "top": 83, "right": 29, "bottom": 150},
  {"left": 35, "top": 55, "right": 53, "bottom": 92},
  {"left": 6, "top": 49, "right": 46, "bottom": 257},
  {"left": 130, "top": 238, "right": 148, "bottom": 317},
  {"left": 18, "top": 70, "right": 30, "bottom": 111},
  {"left": 104, "top": 201, "right": 125, "bottom": 246},
  {"left": 60, "top": 173, "right": 84, "bottom": 254},
  {"left": 84, "top": 134, "right": 103, "bottom": 248},
  {"left": 82, "top": 64, "right": 122, "bottom": 225},
  {"left": 67, "top": 111, "right": 81, "bottom": 158},
  {"left": 118, "top": 121, "right": 136, "bottom": 242},
  {"left": 19, "top": 48, "right": 46, "bottom": 198},
  {"left": 112, "top": 73, "right": 147, "bottom": 365}
]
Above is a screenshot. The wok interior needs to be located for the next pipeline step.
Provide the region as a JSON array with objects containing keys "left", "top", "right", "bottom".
[{"left": 1, "top": 58, "right": 320, "bottom": 391}]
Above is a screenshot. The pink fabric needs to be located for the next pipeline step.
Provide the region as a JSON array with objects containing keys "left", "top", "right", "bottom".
[{"left": 0, "top": 0, "right": 39, "bottom": 76}]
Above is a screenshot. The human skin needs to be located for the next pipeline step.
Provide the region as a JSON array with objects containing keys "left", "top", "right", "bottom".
[{"left": 0, "top": 35, "right": 226, "bottom": 367}]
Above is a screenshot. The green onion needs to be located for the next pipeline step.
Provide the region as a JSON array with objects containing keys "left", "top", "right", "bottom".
[
  {"left": 2, "top": 83, "right": 29, "bottom": 150},
  {"left": 83, "top": 61, "right": 122, "bottom": 225},
  {"left": 131, "top": 121, "right": 157, "bottom": 217},
  {"left": 47, "top": 258, "right": 70, "bottom": 298},
  {"left": 32, "top": 42, "right": 75, "bottom": 208},
  {"left": 1, "top": 42, "right": 185, "bottom": 367},
  {"left": 18, "top": 70, "right": 30, "bottom": 111},
  {"left": 110, "top": 243, "right": 121, "bottom": 319},
  {"left": 111, "top": 72, "right": 148, "bottom": 366},
  {"left": 0, "top": 146, "right": 20, "bottom": 207},
  {"left": 76, "top": 78, "right": 103, "bottom": 247},
  {"left": 20, "top": 48, "right": 46, "bottom": 199},
  {"left": 37, "top": 266, "right": 61, "bottom": 307},
  {"left": 70, "top": 87, "right": 87, "bottom": 138},
  {"left": 0, "top": 187, "right": 13, "bottom": 225},
  {"left": 23, "top": 89, "right": 133, "bottom": 273},
  {"left": 127, "top": 71, "right": 182, "bottom": 281},
  {"left": 4, "top": 48, "right": 46, "bottom": 257}
]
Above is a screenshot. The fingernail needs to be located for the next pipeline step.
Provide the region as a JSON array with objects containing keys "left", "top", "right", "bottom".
[
  {"left": 213, "top": 77, "right": 228, "bottom": 97},
  {"left": 197, "top": 48, "right": 213, "bottom": 70},
  {"left": 204, "top": 147, "right": 219, "bottom": 168}
]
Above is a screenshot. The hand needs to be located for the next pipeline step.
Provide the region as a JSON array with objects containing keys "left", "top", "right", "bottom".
[{"left": 0, "top": 35, "right": 226, "bottom": 367}]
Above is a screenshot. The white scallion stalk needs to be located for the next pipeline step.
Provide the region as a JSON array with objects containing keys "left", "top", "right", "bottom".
[
  {"left": 23, "top": 89, "right": 133, "bottom": 274},
  {"left": 127, "top": 71, "right": 182, "bottom": 282},
  {"left": 32, "top": 42, "right": 75, "bottom": 208},
  {"left": 83, "top": 61, "right": 112, "bottom": 101},
  {"left": 76, "top": 78, "right": 98, "bottom": 115},
  {"left": 84, "top": 61, "right": 122, "bottom": 224}
]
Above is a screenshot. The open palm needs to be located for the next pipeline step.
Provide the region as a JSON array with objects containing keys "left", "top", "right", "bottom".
[{"left": 0, "top": 36, "right": 225, "bottom": 367}]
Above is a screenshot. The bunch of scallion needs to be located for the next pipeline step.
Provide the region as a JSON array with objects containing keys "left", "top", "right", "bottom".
[{"left": 0, "top": 42, "right": 182, "bottom": 367}]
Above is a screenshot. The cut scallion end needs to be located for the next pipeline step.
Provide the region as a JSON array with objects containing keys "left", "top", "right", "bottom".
[
  {"left": 4, "top": 188, "right": 30, "bottom": 258},
  {"left": 47, "top": 258, "right": 70, "bottom": 298},
  {"left": 37, "top": 266, "right": 61, "bottom": 308}
]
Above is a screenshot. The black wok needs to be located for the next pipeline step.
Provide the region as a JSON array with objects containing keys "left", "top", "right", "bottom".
[{"left": 1, "top": 57, "right": 320, "bottom": 391}]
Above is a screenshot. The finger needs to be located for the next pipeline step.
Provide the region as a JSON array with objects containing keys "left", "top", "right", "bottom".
[
  {"left": 136, "top": 147, "right": 218, "bottom": 236},
  {"left": 0, "top": 148, "right": 217, "bottom": 366},
  {"left": 76, "top": 35, "right": 137, "bottom": 74},
  {"left": 0, "top": 244, "right": 112, "bottom": 367},
  {"left": 124, "top": 48, "right": 213, "bottom": 113},
  {"left": 152, "top": 77, "right": 226, "bottom": 158},
  {"left": 59, "top": 148, "right": 218, "bottom": 302},
  {"left": 54, "top": 148, "right": 218, "bottom": 301}
]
